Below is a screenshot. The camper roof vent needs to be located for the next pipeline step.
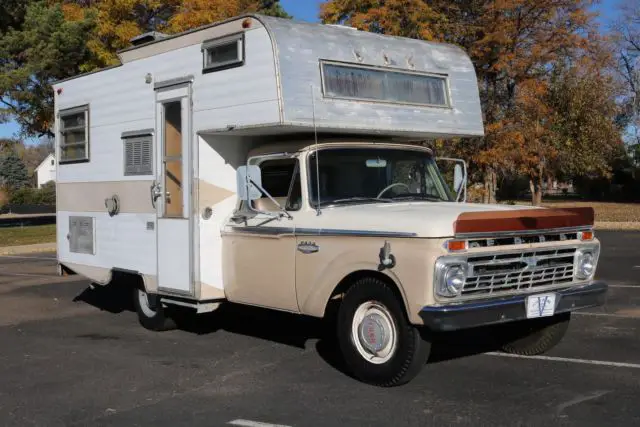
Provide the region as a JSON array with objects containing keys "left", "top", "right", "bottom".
[{"left": 130, "top": 31, "right": 168, "bottom": 46}]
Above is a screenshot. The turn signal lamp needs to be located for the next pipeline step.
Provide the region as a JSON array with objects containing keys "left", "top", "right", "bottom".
[
  {"left": 446, "top": 240, "right": 467, "bottom": 252},
  {"left": 579, "top": 231, "right": 594, "bottom": 241}
]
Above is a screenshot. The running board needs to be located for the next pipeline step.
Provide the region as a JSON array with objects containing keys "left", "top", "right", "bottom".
[{"left": 160, "top": 296, "right": 224, "bottom": 314}]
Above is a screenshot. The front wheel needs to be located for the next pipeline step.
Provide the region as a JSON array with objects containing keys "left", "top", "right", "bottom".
[
  {"left": 499, "top": 312, "right": 571, "bottom": 356},
  {"left": 337, "top": 277, "right": 430, "bottom": 387},
  {"left": 133, "top": 287, "right": 176, "bottom": 331}
]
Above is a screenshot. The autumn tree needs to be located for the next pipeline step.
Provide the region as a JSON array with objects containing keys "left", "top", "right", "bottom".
[
  {"left": 0, "top": 1, "right": 96, "bottom": 138},
  {"left": 611, "top": 0, "right": 640, "bottom": 163},
  {"left": 320, "top": 0, "right": 609, "bottom": 204}
]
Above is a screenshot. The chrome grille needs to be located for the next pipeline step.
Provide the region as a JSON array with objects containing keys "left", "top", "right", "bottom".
[{"left": 463, "top": 248, "right": 576, "bottom": 296}]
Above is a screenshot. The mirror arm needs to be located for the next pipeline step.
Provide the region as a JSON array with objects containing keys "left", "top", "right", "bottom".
[{"left": 247, "top": 177, "right": 293, "bottom": 220}]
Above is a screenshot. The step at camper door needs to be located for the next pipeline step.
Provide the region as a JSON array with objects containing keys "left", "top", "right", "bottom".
[{"left": 154, "top": 80, "right": 193, "bottom": 295}]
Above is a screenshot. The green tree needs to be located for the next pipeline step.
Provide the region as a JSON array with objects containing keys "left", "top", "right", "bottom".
[
  {"left": 0, "top": 1, "right": 96, "bottom": 138},
  {"left": 0, "top": 151, "right": 30, "bottom": 191}
]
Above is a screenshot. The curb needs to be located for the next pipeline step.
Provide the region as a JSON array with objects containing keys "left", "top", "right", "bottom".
[
  {"left": 0, "top": 243, "right": 57, "bottom": 256},
  {"left": 594, "top": 222, "right": 640, "bottom": 231}
]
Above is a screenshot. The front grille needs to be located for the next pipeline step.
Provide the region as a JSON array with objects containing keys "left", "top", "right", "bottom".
[{"left": 462, "top": 248, "right": 576, "bottom": 296}]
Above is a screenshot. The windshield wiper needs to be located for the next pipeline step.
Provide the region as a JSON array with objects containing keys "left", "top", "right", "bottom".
[
  {"left": 389, "top": 194, "right": 446, "bottom": 202},
  {"left": 320, "top": 197, "right": 393, "bottom": 207}
]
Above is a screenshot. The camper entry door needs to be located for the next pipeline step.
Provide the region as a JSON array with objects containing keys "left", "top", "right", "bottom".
[{"left": 154, "top": 82, "right": 193, "bottom": 295}]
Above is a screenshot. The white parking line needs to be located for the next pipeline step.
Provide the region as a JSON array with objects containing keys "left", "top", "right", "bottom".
[
  {"left": 574, "top": 312, "right": 638, "bottom": 319},
  {"left": 486, "top": 352, "right": 640, "bottom": 369},
  {"left": 0, "top": 272, "right": 56, "bottom": 278},
  {"left": 609, "top": 284, "right": 640, "bottom": 289},
  {"left": 0, "top": 255, "right": 56, "bottom": 260},
  {"left": 228, "top": 420, "right": 291, "bottom": 427}
]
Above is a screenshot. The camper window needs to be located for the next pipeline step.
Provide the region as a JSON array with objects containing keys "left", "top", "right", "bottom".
[
  {"left": 59, "top": 105, "right": 89, "bottom": 163},
  {"left": 320, "top": 61, "right": 450, "bottom": 108},
  {"left": 202, "top": 33, "right": 244, "bottom": 72}
]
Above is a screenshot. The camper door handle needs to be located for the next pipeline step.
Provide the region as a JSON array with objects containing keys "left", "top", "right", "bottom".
[{"left": 151, "top": 182, "right": 162, "bottom": 207}]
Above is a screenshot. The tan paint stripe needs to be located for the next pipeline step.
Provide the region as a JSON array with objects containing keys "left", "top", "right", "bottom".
[
  {"left": 198, "top": 180, "right": 235, "bottom": 209},
  {"left": 57, "top": 181, "right": 155, "bottom": 214}
]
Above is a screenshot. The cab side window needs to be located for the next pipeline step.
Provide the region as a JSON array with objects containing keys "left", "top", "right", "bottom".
[{"left": 250, "top": 158, "right": 301, "bottom": 212}]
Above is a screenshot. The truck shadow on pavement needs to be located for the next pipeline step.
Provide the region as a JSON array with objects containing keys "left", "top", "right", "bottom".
[{"left": 74, "top": 282, "right": 506, "bottom": 377}]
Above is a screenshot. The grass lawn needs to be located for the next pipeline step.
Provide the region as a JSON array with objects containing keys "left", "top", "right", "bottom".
[
  {"left": 540, "top": 201, "right": 640, "bottom": 223},
  {"left": 0, "top": 224, "right": 56, "bottom": 247}
]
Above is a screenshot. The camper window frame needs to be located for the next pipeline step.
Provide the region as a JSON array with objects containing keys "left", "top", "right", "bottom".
[
  {"left": 201, "top": 32, "right": 245, "bottom": 74},
  {"left": 58, "top": 104, "right": 90, "bottom": 164},
  {"left": 319, "top": 60, "right": 452, "bottom": 109}
]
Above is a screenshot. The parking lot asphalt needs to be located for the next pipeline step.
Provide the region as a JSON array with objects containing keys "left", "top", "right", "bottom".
[{"left": 0, "top": 231, "right": 638, "bottom": 427}]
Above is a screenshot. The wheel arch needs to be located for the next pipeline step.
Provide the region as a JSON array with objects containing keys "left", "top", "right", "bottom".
[{"left": 321, "top": 269, "right": 411, "bottom": 322}]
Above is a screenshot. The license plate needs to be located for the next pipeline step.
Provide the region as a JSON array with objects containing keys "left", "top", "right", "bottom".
[{"left": 525, "top": 293, "right": 556, "bottom": 318}]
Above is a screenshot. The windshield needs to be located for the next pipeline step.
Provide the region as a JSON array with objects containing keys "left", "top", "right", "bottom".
[{"left": 308, "top": 147, "right": 453, "bottom": 207}]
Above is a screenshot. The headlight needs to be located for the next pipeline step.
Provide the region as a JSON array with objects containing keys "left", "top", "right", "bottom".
[
  {"left": 576, "top": 250, "right": 595, "bottom": 279},
  {"left": 436, "top": 262, "right": 467, "bottom": 297}
]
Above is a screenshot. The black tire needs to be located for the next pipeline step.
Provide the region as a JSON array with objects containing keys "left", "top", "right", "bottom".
[
  {"left": 499, "top": 312, "right": 571, "bottom": 356},
  {"left": 133, "top": 287, "right": 177, "bottom": 331},
  {"left": 336, "top": 277, "right": 430, "bottom": 387}
]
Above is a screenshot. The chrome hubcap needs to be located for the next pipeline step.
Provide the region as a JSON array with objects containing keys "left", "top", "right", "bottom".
[{"left": 351, "top": 302, "right": 397, "bottom": 364}]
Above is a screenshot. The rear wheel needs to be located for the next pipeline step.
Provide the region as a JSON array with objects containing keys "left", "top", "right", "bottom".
[
  {"left": 336, "top": 277, "right": 430, "bottom": 387},
  {"left": 499, "top": 312, "right": 571, "bottom": 356},
  {"left": 133, "top": 287, "right": 176, "bottom": 331}
]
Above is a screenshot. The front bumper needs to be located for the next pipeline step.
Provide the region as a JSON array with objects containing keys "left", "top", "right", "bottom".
[{"left": 420, "top": 281, "right": 607, "bottom": 332}]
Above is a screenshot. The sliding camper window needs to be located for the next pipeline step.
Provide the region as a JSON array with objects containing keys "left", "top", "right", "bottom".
[
  {"left": 246, "top": 158, "right": 302, "bottom": 212},
  {"left": 320, "top": 61, "right": 450, "bottom": 108},
  {"left": 59, "top": 105, "right": 90, "bottom": 163},
  {"left": 201, "top": 33, "right": 245, "bottom": 73}
]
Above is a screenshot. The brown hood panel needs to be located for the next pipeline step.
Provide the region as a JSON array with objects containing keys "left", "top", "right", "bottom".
[{"left": 454, "top": 207, "right": 594, "bottom": 235}]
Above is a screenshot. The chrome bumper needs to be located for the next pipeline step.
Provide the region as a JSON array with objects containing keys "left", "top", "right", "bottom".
[{"left": 420, "top": 281, "right": 608, "bottom": 332}]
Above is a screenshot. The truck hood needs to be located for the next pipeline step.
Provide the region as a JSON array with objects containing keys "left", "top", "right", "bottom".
[{"left": 310, "top": 202, "right": 543, "bottom": 238}]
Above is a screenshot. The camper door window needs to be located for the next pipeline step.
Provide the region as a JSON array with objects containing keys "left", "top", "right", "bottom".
[{"left": 59, "top": 105, "right": 89, "bottom": 163}]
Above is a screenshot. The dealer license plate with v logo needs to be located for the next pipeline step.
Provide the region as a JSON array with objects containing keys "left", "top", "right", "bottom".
[{"left": 525, "top": 293, "right": 557, "bottom": 318}]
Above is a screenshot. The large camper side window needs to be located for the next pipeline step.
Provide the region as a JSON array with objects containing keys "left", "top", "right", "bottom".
[{"left": 59, "top": 105, "right": 89, "bottom": 163}]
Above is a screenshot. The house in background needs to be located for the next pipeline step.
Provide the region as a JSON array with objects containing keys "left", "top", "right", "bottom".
[{"left": 34, "top": 153, "right": 56, "bottom": 188}]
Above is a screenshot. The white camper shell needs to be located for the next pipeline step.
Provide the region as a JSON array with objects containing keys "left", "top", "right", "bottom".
[
  {"left": 53, "top": 14, "right": 482, "bottom": 300},
  {"left": 53, "top": 14, "right": 605, "bottom": 387}
]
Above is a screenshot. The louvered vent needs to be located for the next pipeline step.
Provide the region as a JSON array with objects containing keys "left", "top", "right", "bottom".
[{"left": 123, "top": 134, "right": 153, "bottom": 175}]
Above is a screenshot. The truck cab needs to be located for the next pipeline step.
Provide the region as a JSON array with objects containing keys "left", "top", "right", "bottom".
[{"left": 219, "top": 138, "right": 606, "bottom": 386}]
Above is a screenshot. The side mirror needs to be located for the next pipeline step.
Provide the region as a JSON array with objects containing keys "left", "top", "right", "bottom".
[
  {"left": 454, "top": 164, "right": 464, "bottom": 193},
  {"left": 236, "top": 165, "right": 262, "bottom": 201},
  {"left": 436, "top": 157, "right": 467, "bottom": 202}
]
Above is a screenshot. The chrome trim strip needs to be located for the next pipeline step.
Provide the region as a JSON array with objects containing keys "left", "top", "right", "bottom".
[
  {"left": 455, "top": 226, "right": 592, "bottom": 239},
  {"left": 296, "top": 228, "right": 417, "bottom": 238},
  {"left": 223, "top": 226, "right": 417, "bottom": 238}
]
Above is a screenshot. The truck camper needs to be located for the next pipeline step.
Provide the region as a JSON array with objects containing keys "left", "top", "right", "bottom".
[{"left": 53, "top": 14, "right": 607, "bottom": 386}]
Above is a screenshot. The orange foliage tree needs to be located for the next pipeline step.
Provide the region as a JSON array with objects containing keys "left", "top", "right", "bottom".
[
  {"left": 320, "top": 0, "right": 620, "bottom": 204},
  {"left": 60, "top": 0, "right": 289, "bottom": 69}
]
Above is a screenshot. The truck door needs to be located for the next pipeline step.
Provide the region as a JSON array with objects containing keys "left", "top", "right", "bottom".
[
  {"left": 153, "top": 80, "right": 194, "bottom": 296},
  {"left": 222, "top": 156, "right": 301, "bottom": 312}
]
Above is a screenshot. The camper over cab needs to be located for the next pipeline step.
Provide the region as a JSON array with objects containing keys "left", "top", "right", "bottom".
[{"left": 52, "top": 14, "right": 607, "bottom": 387}]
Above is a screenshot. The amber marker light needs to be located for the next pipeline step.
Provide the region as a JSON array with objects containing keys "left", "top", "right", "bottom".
[
  {"left": 579, "top": 231, "right": 594, "bottom": 241},
  {"left": 447, "top": 240, "right": 467, "bottom": 252}
]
